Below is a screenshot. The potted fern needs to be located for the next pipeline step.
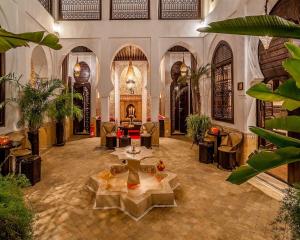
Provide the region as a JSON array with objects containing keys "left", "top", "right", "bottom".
[
  {"left": 186, "top": 114, "right": 211, "bottom": 145},
  {"left": 0, "top": 74, "right": 62, "bottom": 155},
  {"left": 48, "top": 92, "right": 83, "bottom": 146}
]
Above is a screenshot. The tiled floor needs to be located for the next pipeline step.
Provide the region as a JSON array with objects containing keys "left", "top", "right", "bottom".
[{"left": 25, "top": 137, "right": 280, "bottom": 240}]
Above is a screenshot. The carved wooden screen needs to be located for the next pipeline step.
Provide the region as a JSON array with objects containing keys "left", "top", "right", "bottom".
[
  {"left": 59, "top": 0, "right": 101, "bottom": 20},
  {"left": 110, "top": 0, "right": 150, "bottom": 20},
  {"left": 212, "top": 41, "right": 234, "bottom": 123},
  {"left": 159, "top": 0, "right": 201, "bottom": 19},
  {"left": 0, "top": 53, "right": 5, "bottom": 126},
  {"left": 38, "top": 0, "right": 52, "bottom": 14}
]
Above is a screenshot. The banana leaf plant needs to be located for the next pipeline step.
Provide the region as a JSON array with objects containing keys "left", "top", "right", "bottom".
[
  {"left": 198, "top": 15, "right": 300, "bottom": 40},
  {"left": 177, "top": 64, "right": 210, "bottom": 114},
  {"left": 198, "top": 15, "right": 300, "bottom": 184},
  {"left": 0, "top": 27, "right": 62, "bottom": 52}
]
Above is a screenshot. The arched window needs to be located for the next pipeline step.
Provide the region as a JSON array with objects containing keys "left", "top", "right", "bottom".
[
  {"left": 0, "top": 53, "right": 5, "bottom": 126},
  {"left": 211, "top": 41, "right": 234, "bottom": 123}
]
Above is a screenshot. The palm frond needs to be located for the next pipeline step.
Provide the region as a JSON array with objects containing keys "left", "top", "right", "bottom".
[{"left": 198, "top": 15, "right": 300, "bottom": 39}]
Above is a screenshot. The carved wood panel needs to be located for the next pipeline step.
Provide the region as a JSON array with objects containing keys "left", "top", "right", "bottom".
[
  {"left": 159, "top": 0, "right": 201, "bottom": 19},
  {"left": 110, "top": 0, "right": 150, "bottom": 20},
  {"left": 211, "top": 41, "right": 234, "bottom": 123},
  {"left": 59, "top": 0, "right": 101, "bottom": 20}
]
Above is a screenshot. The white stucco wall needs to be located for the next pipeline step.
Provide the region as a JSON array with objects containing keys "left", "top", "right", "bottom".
[{"left": 0, "top": 0, "right": 273, "bottom": 135}]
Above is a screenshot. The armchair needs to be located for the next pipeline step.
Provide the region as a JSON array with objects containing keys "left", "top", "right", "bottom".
[{"left": 218, "top": 132, "right": 243, "bottom": 170}]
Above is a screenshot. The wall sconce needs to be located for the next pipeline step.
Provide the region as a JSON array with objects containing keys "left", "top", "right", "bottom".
[{"left": 53, "top": 22, "right": 61, "bottom": 36}]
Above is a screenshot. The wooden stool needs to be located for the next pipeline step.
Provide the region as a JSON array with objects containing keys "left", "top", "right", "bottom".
[
  {"left": 119, "top": 136, "right": 131, "bottom": 148},
  {"left": 199, "top": 142, "right": 214, "bottom": 164},
  {"left": 16, "top": 155, "right": 41, "bottom": 186},
  {"left": 218, "top": 151, "right": 238, "bottom": 170},
  {"left": 0, "top": 144, "right": 12, "bottom": 176},
  {"left": 141, "top": 135, "right": 152, "bottom": 149},
  {"left": 106, "top": 136, "right": 117, "bottom": 149}
]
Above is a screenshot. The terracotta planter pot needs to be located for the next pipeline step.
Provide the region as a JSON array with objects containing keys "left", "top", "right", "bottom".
[{"left": 28, "top": 131, "right": 39, "bottom": 156}]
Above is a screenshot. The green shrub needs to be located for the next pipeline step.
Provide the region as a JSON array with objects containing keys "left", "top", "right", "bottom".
[
  {"left": 272, "top": 185, "right": 300, "bottom": 240},
  {"left": 0, "top": 174, "right": 33, "bottom": 240}
]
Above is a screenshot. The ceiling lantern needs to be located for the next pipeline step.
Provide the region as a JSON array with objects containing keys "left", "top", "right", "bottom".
[
  {"left": 126, "top": 47, "right": 136, "bottom": 94},
  {"left": 73, "top": 57, "right": 81, "bottom": 77}
]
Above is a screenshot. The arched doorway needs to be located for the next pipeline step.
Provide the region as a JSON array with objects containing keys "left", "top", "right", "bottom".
[
  {"left": 170, "top": 61, "right": 189, "bottom": 134},
  {"left": 257, "top": 0, "right": 300, "bottom": 183},
  {"left": 61, "top": 46, "right": 99, "bottom": 135},
  {"left": 111, "top": 45, "right": 149, "bottom": 125},
  {"left": 160, "top": 45, "right": 196, "bottom": 135}
]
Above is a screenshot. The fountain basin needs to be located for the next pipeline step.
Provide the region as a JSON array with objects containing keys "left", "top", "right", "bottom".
[{"left": 87, "top": 164, "right": 179, "bottom": 221}]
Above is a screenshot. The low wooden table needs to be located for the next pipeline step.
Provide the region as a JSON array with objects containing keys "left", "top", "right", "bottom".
[
  {"left": 0, "top": 144, "right": 12, "bottom": 176},
  {"left": 106, "top": 136, "right": 117, "bottom": 149},
  {"left": 16, "top": 155, "right": 41, "bottom": 186},
  {"left": 119, "top": 136, "right": 131, "bottom": 148},
  {"left": 141, "top": 135, "right": 152, "bottom": 149},
  {"left": 207, "top": 131, "right": 228, "bottom": 163},
  {"left": 198, "top": 142, "right": 214, "bottom": 164}
]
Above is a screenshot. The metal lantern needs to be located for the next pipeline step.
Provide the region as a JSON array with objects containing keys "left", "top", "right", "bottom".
[
  {"left": 180, "top": 54, "right": 188, "bottom": 77},
  {"left": 126, "top": 60, "right": 136, "bottom": 94},
  {"left": 73, "top": 57, "right": 81, "bottom": 77}
]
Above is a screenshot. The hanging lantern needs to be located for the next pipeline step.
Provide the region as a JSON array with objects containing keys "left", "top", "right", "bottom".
[
  {"left": 73, "top": 57, "right": 81, "bottom": 77},
  {"left": 126, "top": 56, "right": 136, "bottom": 94},
  {"left": 180, "top": 54, "right": 188, "bottom": 77}
]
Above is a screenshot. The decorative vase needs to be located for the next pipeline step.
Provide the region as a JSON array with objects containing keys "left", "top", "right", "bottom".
[
  {"left": 157, "top": 160, "right": 165, "bottom": 171},
  {"left": 56, "top": 121, "right": 65, "bottom": 146},
  {"left": 28, "top": 131, "right": 39, "bottom": 156}
]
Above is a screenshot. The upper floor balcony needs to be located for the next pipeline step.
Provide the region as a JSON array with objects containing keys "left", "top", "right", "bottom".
[{"left": 38, "top": 0, "right": 202, "bottom": 21}]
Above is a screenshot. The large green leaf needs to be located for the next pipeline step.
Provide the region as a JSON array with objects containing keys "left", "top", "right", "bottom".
[
  {"left": 226, "top": 165, "right": 258, "bottom": 185},
  {"left": 285, "top": 42, "right": 300, "bottom": 60},
  {"left": 283, "top": 59, "right": 300, "bottom": 88},
  {"left": 247, "top": 80, "right": 300, "bottom": 111},
  {"left": 250, "top": 126, "right": 300, "bottom": 148},
  {"left": 198, "top": 15, "right": 300, "bottom": 39},
  {"left": 265, "top": 116, "right": 300, "bottom": 133},
  {"left": 0, "top": 28, "right": 62, "bottom": 52},
  {"left": 227, "top": 147, "right": 300, "bottom": 185}
]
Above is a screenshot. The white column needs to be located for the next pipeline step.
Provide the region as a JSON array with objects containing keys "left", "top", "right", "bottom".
[
  {"left": 150, "top": 38, "right": 160, "bottom": 122},
  {"left": 114, "top": 63, "right": 120, "bottom": 124},
  {"left": 99, "top": 38, "right": 114, "bottom": 122},
  {"left": 101, "top": 96, "right": 110, "bottom": 122},
  {"left": 142, "top": 63, "right": 147, "bottom": 123}
]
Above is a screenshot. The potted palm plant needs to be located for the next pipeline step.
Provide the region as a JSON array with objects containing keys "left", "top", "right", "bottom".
[
  {"left": 0, "top": 74, "right": 62, "bottom": 155},
  {"left": 48, "top": 91, "right": 83, "bottom": 146},
  {"left": 186, "top": 114, "right": 211, "bottom": 145},
  {"left": 178, "top": 64, "right": 210, "bottom": 114}
]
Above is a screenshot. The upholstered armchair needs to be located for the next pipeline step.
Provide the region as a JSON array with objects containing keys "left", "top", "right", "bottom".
[
  {"left": 140, "top": 122, "right": 156, "bottom": 148},
  {"left": 218, "top": 132, "right": 243, "bottom": 169},
  {"left": 140, "top": 122, "right": 156, "bottom": 137},
  {"left": 5, "top": 131, "right": 31, "bottom": 174},
  {"left": 101, "top": 122, "right": 117, "bottom": 148},
  {"left": 102, "top": 122, "right": 117, "bottom": 137}
]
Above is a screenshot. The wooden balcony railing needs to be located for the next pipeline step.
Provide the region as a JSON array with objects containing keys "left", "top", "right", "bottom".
[
  {"left": 38, "top": 0, "right": 52, "bottom": 14},
  {"left": 59, "top": 0, "right": 101, "bottom": 20},
  {"left": 110, "top": 0, "right": 150, "bottom": 20},
  {"left": 159, "top": 0, "right": 201, "bottom": 20}
]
